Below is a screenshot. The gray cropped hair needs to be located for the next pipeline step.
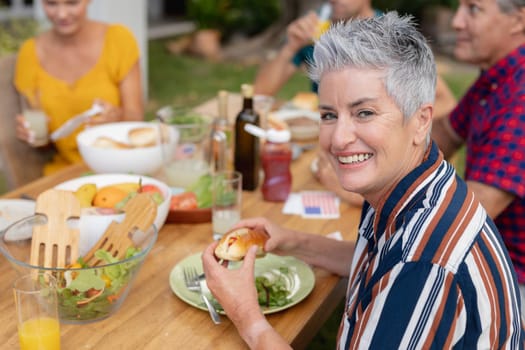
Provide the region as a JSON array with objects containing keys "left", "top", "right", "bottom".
[
  {"left": 497, "top": 0, "right": 525, "bottom": 13},
  {"left": 308, "top": 12, "right": 436, "bottom": 120}
]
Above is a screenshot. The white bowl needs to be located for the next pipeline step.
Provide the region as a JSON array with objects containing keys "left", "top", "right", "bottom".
[
  {"left": 55, "top": 174, "right": 171, "bottom": 253},
  {"left": 77, "top": 121, "right": 179, "bottom": 175}
]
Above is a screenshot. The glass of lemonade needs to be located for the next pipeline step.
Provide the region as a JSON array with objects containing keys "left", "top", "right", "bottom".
[
  {"left": 23, "top": 109, "right": 48, "bottom": 147},
  {"left": 212, "top": 171, "right": 242, "bottom": 240},
  {"left": 13, "top": 273, "right": 60, "bottom": 350},
  {"left": 164, "top": 159, "right": 210, "bottom": 189}
]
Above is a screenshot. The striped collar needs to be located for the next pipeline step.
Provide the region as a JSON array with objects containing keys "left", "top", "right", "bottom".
[{"left": 368, "top": 142, "right": 443, "bottom": 245}]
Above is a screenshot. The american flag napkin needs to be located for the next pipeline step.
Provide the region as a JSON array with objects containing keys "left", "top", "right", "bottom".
[{"left": 300, "top": 191, "right": 340, "bottom": 219}]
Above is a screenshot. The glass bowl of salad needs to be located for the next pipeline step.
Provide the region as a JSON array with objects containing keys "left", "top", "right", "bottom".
[{"left": 0, "top": 214, "right": 158, "bottom": 324}]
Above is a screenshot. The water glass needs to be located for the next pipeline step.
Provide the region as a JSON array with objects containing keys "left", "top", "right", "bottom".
[
  {"left": 13, "top": 273, "right": 60, "bottom": 350},
  {"left": 212, "top": 171, "right": 242, "bottom": 240},
  {"left": 23, "top": 109, "right": 48, "bottom": 147},
  {"left": 254, "top": 94, "right": 275, "bottom": 131}
]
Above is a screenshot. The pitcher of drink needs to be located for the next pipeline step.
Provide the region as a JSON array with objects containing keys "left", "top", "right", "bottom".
[{"left": 157, "top": 106, "right": 212, "bottom": 190}]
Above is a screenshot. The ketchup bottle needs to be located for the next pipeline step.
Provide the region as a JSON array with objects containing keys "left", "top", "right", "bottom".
[{"left": 261, "top": 129, "right": 292, "bottom": 202}]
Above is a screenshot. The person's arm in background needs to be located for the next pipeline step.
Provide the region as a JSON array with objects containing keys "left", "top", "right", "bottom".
[
  {"left": 254, "top": 12, "right": 319, "bottom": 95},
  {"left": 466, "top": 181, "right": 515, "bottom": 218},
  {"left": 431, "top": 114, "right": 463, "bottom": 159},
  {"left": 119, "top": 60, "right": 143, "bottom": 121},
  {"left": 432, "top": 115, "right": 515, "bottom": 219}
]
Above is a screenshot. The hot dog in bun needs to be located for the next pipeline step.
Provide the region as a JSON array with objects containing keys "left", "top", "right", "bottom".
[{"left": 214, "top": 227, "right": 269, "bottom": 261}]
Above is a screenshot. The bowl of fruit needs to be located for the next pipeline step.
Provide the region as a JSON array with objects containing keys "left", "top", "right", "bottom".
[{"left": 54, "top": 174, "right": 170, "bottom": 252}]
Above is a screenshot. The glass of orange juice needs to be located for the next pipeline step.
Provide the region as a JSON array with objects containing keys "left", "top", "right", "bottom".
[{"left": 13, "top": 273, "right": 60, "bottom": 350}]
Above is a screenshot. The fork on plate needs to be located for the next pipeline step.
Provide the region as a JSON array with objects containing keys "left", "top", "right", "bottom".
[{"left": 183, "top": 267, "right": 221, "bottom": 324}]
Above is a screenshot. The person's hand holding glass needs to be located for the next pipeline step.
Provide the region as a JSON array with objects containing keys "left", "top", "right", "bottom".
[{"left": 16, "top": 91, "right": 49, "bottom": 147}]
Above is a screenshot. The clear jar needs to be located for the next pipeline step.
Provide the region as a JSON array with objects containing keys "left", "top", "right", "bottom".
[{"left": 261, "top": 129, "right": 292, "bottom": 202}]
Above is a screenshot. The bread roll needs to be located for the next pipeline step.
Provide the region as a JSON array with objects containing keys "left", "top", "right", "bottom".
[
  {"left": 128, "top": 127, "right": 158, "bottom": 147},
  {"left": 215, "top": 227, "right": 269, "bottom": 261},
  {"left": 92, "top": 136, "right": 132, "bottom": 149}
]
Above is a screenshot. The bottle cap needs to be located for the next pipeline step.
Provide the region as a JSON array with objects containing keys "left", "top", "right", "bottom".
[
  {"left": 267, "top": 128, "right": 291, "bottom": 143},
  {"left": 241, "top": 84, "right": 254, "bottom": 98}
]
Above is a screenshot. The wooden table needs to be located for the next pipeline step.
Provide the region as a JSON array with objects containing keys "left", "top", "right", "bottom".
[{"left": 0, "top": 125, "right": 361, "bottom": 350}]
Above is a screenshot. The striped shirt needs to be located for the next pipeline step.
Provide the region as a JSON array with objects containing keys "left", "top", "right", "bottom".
[{"left": 337, "top": 142, "right": 524, "bottom": 349}]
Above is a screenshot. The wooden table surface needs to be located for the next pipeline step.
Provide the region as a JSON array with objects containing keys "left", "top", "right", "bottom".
[{"left": 0, "top": 98, "right": 361, "bottom": 349}]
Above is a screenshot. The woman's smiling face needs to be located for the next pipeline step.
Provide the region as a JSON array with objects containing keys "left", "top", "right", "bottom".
[
  {"left": 42, "top": 0, "right": 90, "bottom": 36},
  {"left": 318, "top": 67, "right": 431, "bottom": 207}
]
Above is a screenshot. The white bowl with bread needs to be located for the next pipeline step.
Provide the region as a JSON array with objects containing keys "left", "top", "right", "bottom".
[{"left": 77, "top": 121, "right": 178, "bottom": 175}]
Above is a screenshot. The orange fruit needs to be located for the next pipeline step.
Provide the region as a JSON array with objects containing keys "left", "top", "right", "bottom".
[{"left": 92, "top": 186, "right": 128, "bottom": 208}]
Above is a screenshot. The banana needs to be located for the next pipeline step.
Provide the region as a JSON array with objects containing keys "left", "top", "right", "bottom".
[
  {"left": 74, "top": 183, "right": 98, "bottom": 208},
  {"left": 112, "top": 182, "right": 141, "bottom": 193}
]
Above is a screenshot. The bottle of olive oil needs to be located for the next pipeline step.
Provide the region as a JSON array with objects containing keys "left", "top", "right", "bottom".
[{"left": 234, "top": 84, "right": 260, "bottom": 190}]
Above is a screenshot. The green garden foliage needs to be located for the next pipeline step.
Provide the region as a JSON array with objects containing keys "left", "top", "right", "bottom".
[
  {"left": 0, "top": 18, "right": 38, "bottom": 57},
  {"left": 226, "top": 0, "right": 281, "bottom": 37},
  {"left": 186, "top": 0, "right": 280, "bottom": 38}
]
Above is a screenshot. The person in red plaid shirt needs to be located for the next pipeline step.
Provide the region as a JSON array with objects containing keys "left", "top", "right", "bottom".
[{"left": 432, "top": 0, "right": 525, "bottom": 314}]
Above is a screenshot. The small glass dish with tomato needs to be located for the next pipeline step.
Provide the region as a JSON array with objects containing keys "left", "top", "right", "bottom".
[{"left": 166, "top": 175, "right": 212, "bottom": 223}]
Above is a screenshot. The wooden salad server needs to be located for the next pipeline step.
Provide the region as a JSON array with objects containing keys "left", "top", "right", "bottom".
[
  {"left": 82, "top": 193, "right": 157, "bottom": 266},
  {"left": 29, "top": 189, "right": 81, "bottom": 269}
]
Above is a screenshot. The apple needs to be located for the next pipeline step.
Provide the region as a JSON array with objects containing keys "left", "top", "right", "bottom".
[{"left": 139, "top": 184, "right": 164, "bottom": 205}]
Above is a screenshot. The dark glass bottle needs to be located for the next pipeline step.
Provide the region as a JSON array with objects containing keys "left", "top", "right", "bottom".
[{"left": 234, "top": 84, "right": 260, "bottom": 191}]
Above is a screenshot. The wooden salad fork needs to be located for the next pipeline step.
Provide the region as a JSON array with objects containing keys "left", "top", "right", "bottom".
[
  {"left": 29, "top": 189, "right": 81, "bottom": 269},
  {"left": 82, "top": 193, "right": 157, "bottom": 266}
]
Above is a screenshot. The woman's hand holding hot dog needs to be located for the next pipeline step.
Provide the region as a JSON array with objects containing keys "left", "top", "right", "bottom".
[
  {"left": 202, "top": 242, "right": 291, "bottom": 349},
  {"left": 201, "top": 217, "right": 355, "bottom": 348}
]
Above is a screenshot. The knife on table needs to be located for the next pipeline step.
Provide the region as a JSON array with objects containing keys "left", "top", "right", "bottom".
[{"left": 50, "top": 103, "right": 104, "bottom": 141}]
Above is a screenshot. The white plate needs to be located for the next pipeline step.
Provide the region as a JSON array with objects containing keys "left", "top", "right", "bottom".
[
  {"left": 169, "top": 253, "right": 315, "bottom": 315},
  {"left": 269, "top": 109, "right": 320, "bottom": 141},
  {"left": 0, "top": 199, "right": 36, "bottom": 240},
  {"left": 269, "top": 108, "right": 320, "bottom": 122}
]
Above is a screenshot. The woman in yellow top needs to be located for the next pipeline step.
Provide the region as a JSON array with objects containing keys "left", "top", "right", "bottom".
[{"left": 14, "top": 0, "right": 143, "bottom": 174}]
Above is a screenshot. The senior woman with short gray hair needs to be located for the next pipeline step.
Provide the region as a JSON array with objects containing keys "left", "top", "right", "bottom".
[{"left": 202, "top": 12, "right": 524, "bottom": 349}]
